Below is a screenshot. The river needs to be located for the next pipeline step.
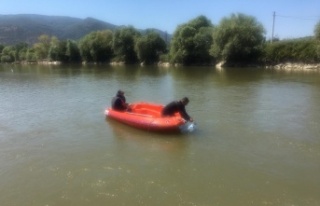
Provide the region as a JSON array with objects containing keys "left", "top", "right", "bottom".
[{"left": 0, "top": 64, "right": 319, "bottom": 205}]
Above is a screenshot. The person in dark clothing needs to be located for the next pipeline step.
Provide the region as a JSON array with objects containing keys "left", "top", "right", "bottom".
[
  {"left": 162, "top": 97, "right": 193, "bottom": 121},
  {"left": 111, "top": 90, "right": 129, "bottom": 111}
]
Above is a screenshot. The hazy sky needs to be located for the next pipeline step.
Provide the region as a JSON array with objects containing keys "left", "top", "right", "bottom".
[{"left": 1, "top": 0, "right": 319, "bottom": 39}]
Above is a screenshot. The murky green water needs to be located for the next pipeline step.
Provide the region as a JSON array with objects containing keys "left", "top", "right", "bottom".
[{"left": 1, "top": 64, "right": 319, "bottom": 205}]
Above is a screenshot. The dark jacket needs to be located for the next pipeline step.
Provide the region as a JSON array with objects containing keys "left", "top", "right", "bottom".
[
  {"left": 112, "top": 94, "right": 127, "bottom": 111},
  {"left": 162, "top": 100, "right": 191, "bottom": 121}
]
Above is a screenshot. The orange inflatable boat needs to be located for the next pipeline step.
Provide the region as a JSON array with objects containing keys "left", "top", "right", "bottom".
[{"left": 105, "top": 102, "right": 195, "bottom": 133}]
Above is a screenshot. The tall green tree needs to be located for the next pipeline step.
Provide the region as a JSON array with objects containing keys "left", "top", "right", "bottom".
[
  {"left": 66, "top": 40, "right": 81, "bottom": 63},
  {"left": 315, "top": 21, "right": 320, "bottom": 59},
  {"left": 1, "top": 46, "right": 15, "bottom": 63},
  {"left": 79, "top": 30, "right": 114, "bottom": 63},
  {"left": 112, "top": 26, "right": 140, "bottom": 64},
  {"left": 14, "top": 42, "right": 29, "bottom": 62},
  {"left": 33, "top": 35, "right": 52, "bottom": 61},
  {"left": 170, "top": 15, "right": 214, "bottom": 65},
  {"left": 135, "top": 31, "right": 167, "bottom": 64},
  {"left": 26, "top": 48, "right": 37, "bottom": 62},
  {"left": 0, "top": 44, "right": 4, "bottom": 53},
  {"left": 315, "top": 21, "right": 320, "bottom": 41},
  {"left": 210, "top": 13, "right": 265, "bottom": 65},
  {"left": 48, "top": 37, "right": 68, "bottom": 62},
  {"left": 49, "top": 40, "right": 69, "bottom": 63}
]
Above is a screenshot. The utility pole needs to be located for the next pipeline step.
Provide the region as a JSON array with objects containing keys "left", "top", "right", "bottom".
[{"left": 271, "top": 11, "right": 276, "bottom": 42}]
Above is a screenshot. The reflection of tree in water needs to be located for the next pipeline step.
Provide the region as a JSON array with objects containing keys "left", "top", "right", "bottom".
[
  {"left": 170, "top": 66, "right": 214, "bottom": 83},
  {"left": 215, "top": 67, "right": 265, "bottom": 85}
]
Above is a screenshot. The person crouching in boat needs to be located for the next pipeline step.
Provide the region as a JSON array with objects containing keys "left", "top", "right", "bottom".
[
  {"left": 162, "top": 97, "right": 193, "bottom": 122},
  {"left": 112, "top": 90, "right": 130, "bottom": 111}
]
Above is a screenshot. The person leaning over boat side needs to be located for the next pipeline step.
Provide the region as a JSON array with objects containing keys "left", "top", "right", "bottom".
[
  {"left": 162, "top": 97, "right": 193, "bottom": 122},
  {"left": 111, "top": 90, "right": 130, "bottom": 111}
]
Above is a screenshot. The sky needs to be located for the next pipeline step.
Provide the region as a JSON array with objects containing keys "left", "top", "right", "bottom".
[{"left": 1, "top": 0, "right": 320, "bottom": 40}]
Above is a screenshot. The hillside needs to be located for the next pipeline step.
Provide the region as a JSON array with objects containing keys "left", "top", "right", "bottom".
[{"left": 0, "top": 14, "right": 170, "bottom": 45}]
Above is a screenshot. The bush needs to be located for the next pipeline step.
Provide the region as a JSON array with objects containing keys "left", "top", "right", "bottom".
[
  {"left": 1, "top": 55, "right": 14, "bottom": 63},
  {"left": 265, "top": 38, "right": 319, "bottom": 64}
]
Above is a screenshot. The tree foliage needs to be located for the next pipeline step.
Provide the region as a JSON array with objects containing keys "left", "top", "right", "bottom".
[
  {"left": 33, "top": 35, "right": 52, "bottom": 60},
  {"left": 1, "top": 46, "right": 15, "bottom": 63},
  {"left": 264, "top": 38, "right": 319, "bottom": 64},
  {"left": 48, "top": 37, "right": 69, "bottom": 62},
  {"left": 135, "top": 31, "right": 167, "bottom": 64},
  {"left": 315, "top": 21, "right": 320, "bottom": 58},
  {"left": 170, "top": 15, "right": 214, "bottom": 65},
  {"left": 26, "top": 48, "right": 37, "bottom": 62},
  {"left": 14, "top": 42, "right": 29, "bottom": 62},
  {"left": 0, "top": 44, "right": 4, "bottom": 53},
  {"left": 79, "top": 30, "right": 114, "bottom": 63},
  {"left": 66, "top": 40, "right": 81, "bottom": 63},
  {"left": 1, "top": 42, "right": 29, "bottom": 62},
  {"left": 113, "top": 27, "right": 140, "bottom": 64},
  {"left": 315, "top": 21, "right": 320, "bottom": 41},
  {"left": 2, "top": 14, "right": 320, "bottom": 66},
  {"left": 210, "top": 13, "right": 265, "bottom": 65}
]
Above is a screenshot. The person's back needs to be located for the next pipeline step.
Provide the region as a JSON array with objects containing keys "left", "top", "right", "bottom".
[
  {"left": 162, "top": 97, "right": 192, "bottom": 121},
  {"left": 111, "top": 90, "right": 128, "bottom": 111},
  {"left": 162, "top": 101, "right": 180, "bottom": 116}
]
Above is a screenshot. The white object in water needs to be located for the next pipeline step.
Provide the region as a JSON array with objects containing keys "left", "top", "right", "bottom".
[{"left": 180, "top": 121, "right": 197, "bottom": 133}]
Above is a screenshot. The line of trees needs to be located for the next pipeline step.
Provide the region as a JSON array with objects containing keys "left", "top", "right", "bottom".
[
  {"left": 1, "top": 13, "right": 320, "bottom": 66},
  {"left": 0, "top": 27, "right": 167, "bottom": 65}
]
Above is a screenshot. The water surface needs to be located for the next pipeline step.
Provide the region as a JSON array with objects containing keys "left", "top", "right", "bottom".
[{"left": 0, "top": 64, "right": 319, "bottom": 205}]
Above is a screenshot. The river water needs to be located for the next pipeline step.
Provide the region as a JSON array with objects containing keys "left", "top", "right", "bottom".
[{"left": 0, "top": 64, "right": 319, "bottom": 206}]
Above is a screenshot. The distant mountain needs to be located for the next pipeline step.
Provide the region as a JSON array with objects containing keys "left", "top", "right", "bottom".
[{"left": 0, "top": 14, "right": 171, "bottom": 45}]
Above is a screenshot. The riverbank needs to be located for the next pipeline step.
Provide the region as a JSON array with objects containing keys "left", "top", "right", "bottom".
[
  {"left": 3, "top": 61, "right": 320, "bottom": 71},
  {"left": 267, "top": 62, "right": 320, "bottom": 71},
  {"left": 215, "top": 60, "right": 320, "bottom": 71}
]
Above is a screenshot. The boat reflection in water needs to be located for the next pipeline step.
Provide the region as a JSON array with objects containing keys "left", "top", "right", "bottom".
[{"left": 106, "top": 118, "right": 192, "bottom": 153}]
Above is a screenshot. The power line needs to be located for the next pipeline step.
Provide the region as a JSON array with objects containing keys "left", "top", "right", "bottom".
[
  {"left": 276, "top": 14, "right": 320, "bottom": 21},
  {"left": 271, "top": 12, "right": 319, "bottom": 41}
]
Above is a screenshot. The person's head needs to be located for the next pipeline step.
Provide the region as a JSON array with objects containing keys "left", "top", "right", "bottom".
[
  {"left": 181, "top": 97, "right": 189, "bottom": 105},
  {"left": 117, "top": 90, "right": 125, "bottom": 96}
]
